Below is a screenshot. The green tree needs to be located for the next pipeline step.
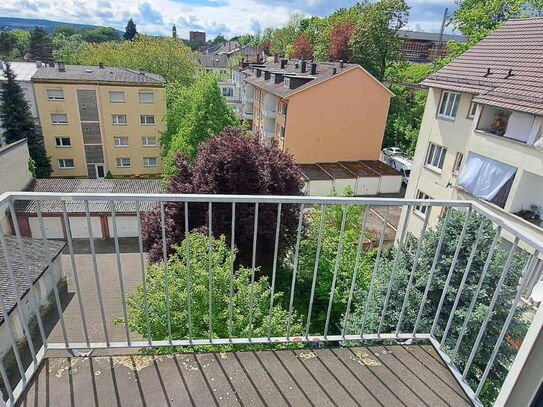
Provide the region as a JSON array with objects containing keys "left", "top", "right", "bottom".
[
  {"left": 163, "top": 75, "right": 237, "bottom": 165},
  {"left": 350, "top": 0, "right": 409, "bottom": 80},
  {"left": 343, "top": 210, "right": 529, "bottom": 405},
  {"left": 52, "top": 33, "right": 84, "bottom": 64},
  {"left": 0, "top": 32, "right": 15, "bottom": 58},
  {"left": 79, "top": 35, "right": 198, "bottom": 84},
  {"left": 53, "top": 26, "right": 78, "bottom": 37},
  {"left": 283, "top": 194, "right": 375, "bottom": 334},
  {"left": 9, "top": 30, "right": 31, "bottom": 58},
  {"left": 0, "top": 63, "right": 51, "bottom": 177},
  {"left": 29, "top": 26, "right": 53, "bottom": 61},
  {"left": 81, "top": 27, "right": 120, "bottom": 43},
  {"left": 124, "top": 18, "right": 138, "bottom": 41},
  {"left": 124, "top": 232, "right": 303, "bottom": 344}
]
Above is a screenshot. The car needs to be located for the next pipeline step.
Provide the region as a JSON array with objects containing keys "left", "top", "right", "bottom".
[{"left": 382, "top": 147, "right": 403, "bottom": 156}]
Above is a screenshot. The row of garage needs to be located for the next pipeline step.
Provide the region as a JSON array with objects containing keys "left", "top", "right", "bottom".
[{"left": 300, "top": 160, "right": 403, "bottom": 196}]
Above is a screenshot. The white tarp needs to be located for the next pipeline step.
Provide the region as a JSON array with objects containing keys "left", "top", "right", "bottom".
[
  {"left": 504, "top": 111, "right": 534, "bottom": 142},
  {"left": 458, "top": 153, "right": 517, "bottom": 200}
]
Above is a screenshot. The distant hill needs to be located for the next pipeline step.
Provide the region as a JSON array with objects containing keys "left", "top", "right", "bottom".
[{"left": 0, "top": 16, "right": 121, "bottom": 34}]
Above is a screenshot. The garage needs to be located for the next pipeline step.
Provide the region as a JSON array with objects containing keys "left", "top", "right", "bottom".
[{"left": 11, "top": 179, "right": 164, "bottom": 239}]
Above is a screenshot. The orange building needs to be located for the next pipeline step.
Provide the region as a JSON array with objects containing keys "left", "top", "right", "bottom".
[{"left": 243, "top": 59, "right": 394, "bottom": 164}]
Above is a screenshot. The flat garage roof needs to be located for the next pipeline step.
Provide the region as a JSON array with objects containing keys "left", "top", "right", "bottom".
[{"left": 300, "top": 161, "right": 399, "bottom": 181}]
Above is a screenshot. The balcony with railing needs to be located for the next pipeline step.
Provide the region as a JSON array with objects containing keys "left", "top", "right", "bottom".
[{"left": 0, "top": 192, "right": 542, "bottom": 406}]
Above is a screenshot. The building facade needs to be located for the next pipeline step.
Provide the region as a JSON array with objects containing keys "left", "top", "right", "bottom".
[
  {"left": 244, "top": 59, "right": 394, "bottom": 163},
  {"left": 0, "top": 62, "right": 40, "bottom": 146},
  {"left": 397, "top": 30, "right": 467, "bottom": 63},
  {"left": 402, "top": 18, "right": 543, "bottom": 256},
  {"left": 189, "top": 31, "right": 206, "bottom": 43},
  {"left": 32, "top": 64, "right": 165, "bottom": 178}
]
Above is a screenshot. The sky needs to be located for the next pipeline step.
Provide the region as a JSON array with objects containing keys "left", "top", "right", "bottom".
[{"left": 0, "top": 0, "right": 461, "bottom": 39}]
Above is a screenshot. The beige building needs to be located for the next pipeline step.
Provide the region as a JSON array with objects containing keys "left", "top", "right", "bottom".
[
  {"left": 32, "top": 63, "right": 165, "bottom": 178},
  {"left": 402, "top": 18, "right": 543, "bottom": 272},
  {"left": 244, "top": 59, "right": 394, "bottom": 164}
]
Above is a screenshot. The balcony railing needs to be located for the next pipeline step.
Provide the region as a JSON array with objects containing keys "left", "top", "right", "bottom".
[{"left": 0, "top": 192, "right": 542, "bottom": 406}]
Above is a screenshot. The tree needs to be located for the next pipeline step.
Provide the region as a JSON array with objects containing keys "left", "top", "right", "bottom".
[
  {"left": 0, "top": 64, "right": 51, "bottom": 177},
  {"left": 343, "top": 210, "right": 529, "bottom": 405},
  {"left": 211, "top": 34, "right": 226, "bottom": 44},
  {"left": 79, "top": 35, "right": 198, "bottom": 84},
  {"left": 0, "top": 32, "right": 15, "bottom": 58},
  {"left": 292, "top": 34, "right": 314, "bottom": 60},
  {"left": 124, "top": 232, "right": 304, "bottom": 343},
  {"left": 281, "top": 193, "right": 375, "bottom": 334},
  {"left": 142, "top": 126, "right": 305, "bottom": 269},
  {"left": 328, "top": 24, "right": 355, "bottom": 61},
  {"left": 9, "top": 30, "right": 31, "bottom": 58},
  {"left": 163, "top": 75, "right": 237, "bottom": 162},
  {"left": 52, "top": 33, "right": 84, "bottom": 64},
  {"left": 29, "top": 26, "right": 53, "bottom": 62},
  {"left": 350, "top": 0, "right": 409, "bottom": 81},
  {"left": 81, "top": 27, "right": 120, "bottom": 43},
  {"left": 53, "top": 26, "right": 78, "bottom": 37},
  {"left": 124, "top": 19, "right": 138, "bottom": 41}
]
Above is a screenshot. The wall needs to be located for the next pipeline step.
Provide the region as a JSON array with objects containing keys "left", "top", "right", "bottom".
[
  {"left": 283, "top": 68, "right": 393, "bottom": 163},
  {"left": 33, "top": 81, "right": 165, "bottom": 178},
  {"left": 0, "top": 140, "right": 33, "bottom": 232}
]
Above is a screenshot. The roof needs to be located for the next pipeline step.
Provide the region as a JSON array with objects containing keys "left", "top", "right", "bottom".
[
  {"left": 0, "top": 62, "right": 39, "bottom": 82},
  {"left": 422, "top": 18, "right": 543, "bottom": 116},
  {"left": 0, "top": 139, "right": 27, "bottom": 156},
  {"left": 398, "top": 30, "right": 467, "bottom": 43},
  {"left": 300, "top": 161, "right": 399, "bottom": 181},
  {"left": 0, "top": 235, "right": 65, "bottom": 323},
  {"left": 245, "top": 60, "right": 393, "bottom": 99},
  {"left": 198, "top": 53, "right": 229, "bottom": 69},
  {"left": 32, "top": 65, "right": 165, "bottom": 85},
  {"left": 15, "top": 179, "right": 165, "bottom": 214}
]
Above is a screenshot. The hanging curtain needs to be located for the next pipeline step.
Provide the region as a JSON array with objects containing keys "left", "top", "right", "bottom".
[
  {"left": 458, "top": 153, "right": 517, "bottom": 201},
  {"left": 504, "top": 111, "right": 534, "bottom": 143}
]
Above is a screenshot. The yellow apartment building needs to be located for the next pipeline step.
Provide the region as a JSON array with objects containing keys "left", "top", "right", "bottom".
[
  {"left": 32, "top": 63, "right": 165, "bottom": 178},
  {"left": 243, "top": 59, "right": 394, "bottom": 164}
]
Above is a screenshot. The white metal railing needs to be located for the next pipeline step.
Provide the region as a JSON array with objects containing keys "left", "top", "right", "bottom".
[{"left": 0, "top": 192, "right": 541, "bottom": 406}]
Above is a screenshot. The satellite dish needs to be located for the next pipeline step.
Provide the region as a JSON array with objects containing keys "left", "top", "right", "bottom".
[{"left": 531, "top": 281, "right": 543, "bottom": 303}]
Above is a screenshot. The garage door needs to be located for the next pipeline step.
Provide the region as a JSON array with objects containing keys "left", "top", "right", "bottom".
[
  {"left": 69, "top": 216, "right": 103, "bottom": 239},
  {"left": 29, "top": 216, "right": 64, "bottom": 239},
  {"left": 106, "top": 216, "right": 139, "bottom": 237}
]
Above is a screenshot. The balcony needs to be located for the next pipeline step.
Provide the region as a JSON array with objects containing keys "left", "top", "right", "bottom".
[
  {"left": 263, "top": 108, "right": 277, "bottom": 119},
  {"left": 0, "top": 192, "right": 542, "bottom": 407}
]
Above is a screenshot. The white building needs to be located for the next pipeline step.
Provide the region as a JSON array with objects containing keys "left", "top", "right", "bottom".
[
  {"left": 0, "top": 62, "right": 40, "bottom": 146},
  {"left": 402, "top": 17, "right": 543, "bottom": 281}
]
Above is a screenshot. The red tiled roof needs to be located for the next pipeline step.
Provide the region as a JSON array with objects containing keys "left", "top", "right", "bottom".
[{"left": 422, "top": 18, "right": 543, "bottom": 115}]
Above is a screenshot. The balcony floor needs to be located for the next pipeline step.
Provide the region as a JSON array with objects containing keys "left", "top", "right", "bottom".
[{"left": 19, "top": 345, "right": 471, "bottom": 406}]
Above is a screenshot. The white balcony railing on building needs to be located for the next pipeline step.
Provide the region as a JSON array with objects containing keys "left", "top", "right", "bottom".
[{"left": 0, "top": 192, "right": 542, "bottom": 406}]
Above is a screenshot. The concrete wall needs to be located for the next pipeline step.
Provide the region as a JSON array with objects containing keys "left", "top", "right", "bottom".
[
  {"left": 283, "top": 68, "right": 393, "bottom": 163},
  {"left": 0, "top": 255, "right": 63, "bottom": 356},
  {"left": 33, "top": 81, "right": 165, "bottom": 178},
  {"left": 0, "top": 140, "right": 33, "bottom": 232}
]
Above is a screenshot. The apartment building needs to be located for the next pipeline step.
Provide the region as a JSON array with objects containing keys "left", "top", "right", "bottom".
[
  {"left": 32, "top": 63, "right": 165, "bottom": 178},
  {"left": 403, "top": 18, "right": 543, "bottom": 249},
  {"left": 0, "top": 62, "right": 40, "bottom": 146},
  {"left": 243, "top": 59, "right": 394, "bottom": 163}
]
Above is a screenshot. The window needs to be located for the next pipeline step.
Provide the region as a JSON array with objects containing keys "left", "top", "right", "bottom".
[
  {"left": 139, "top": 92, "right": 154, "bottom": 104},
  {"left": 142, "top": 136, "right": 156, "bottom": 147},
  {"left": 143, "top": 157, "right": 158, "bottom": 167},
  {"left": 51, "top": 114, "right": 68, "bottom": 124},
  {"left": 222, "top": 87, "right": 233, "bottom": 97},
  {"left": 414, "top": 191, "right": 432, "bottom": 216},
  {"left": 279, "top": 101, "right": 288, "bottom": 116},
  {"left": 437, "top": 91, "right": 460, "bottom": 119},
  {"left": 112, "top": 114, "right": 127, "bottom": 125},
  {"left": 47, "top": 89, "right": 64, "bottom": 101},
  {"left": 453, "top": 152, "right": 464, "bottom": 174},
  {"left": 284, "top": 78, "right": 291, "bottom": 88},
  {"left": 114, "top": 137, "right": 129, "bottom": 147},
  {"left": 116, "top": 157, "right": 131, "bottom": 167},
  {"left": 467, "top": 101, "right": 477, "bottom": 119},
  {"left": 58, "top": 159, "right": 74, "bottom": 169},
  {"left": 109, "top": 91, "right": 125, "bottom": 103},
  {"left": 140, "top": 115, "right": 155, "bottom": 125},
  {"left": 425, "top": 143, "right": 447, "bottom": 171},
  {"left": 55, "top": 137, "right": 71, "bottom": 147}
]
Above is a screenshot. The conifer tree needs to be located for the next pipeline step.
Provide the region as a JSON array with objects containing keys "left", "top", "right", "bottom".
[{"left": 124, "top": 19, "right": 138, "bottom": 41}]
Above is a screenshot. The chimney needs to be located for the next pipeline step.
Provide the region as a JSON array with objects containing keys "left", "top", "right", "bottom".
[
  {"left": 49, "top": 61, "right": 55, "bottom": 68},
  {"left": 57, "top": 61, "right": 66, "bottom": 72},
  {"left": 339, "top": 60, "right": 344, "bottom": 68},
  {"left": 273, "top": 54, "right": 278, "bottom": 63},
  {"left": 332, "top": 67, "right": 337, "bottom": 75},
  {"left": 280, "top": 59, "right": 287, "bottom": 69},
  {"left": 139, "top": 68, "right": 145, "bottom": 75},
  {"left": 35, "top": 61, "right": 43, "bottom": 68},
  {"left": 300, "top": 59, "right": 306, "bottom": 73},
  {"left": 99, "top": 62, "right": 104, "bottom": 69},
  {"left": 310, "top": 62, "right": 317, "bottom": 75}
]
